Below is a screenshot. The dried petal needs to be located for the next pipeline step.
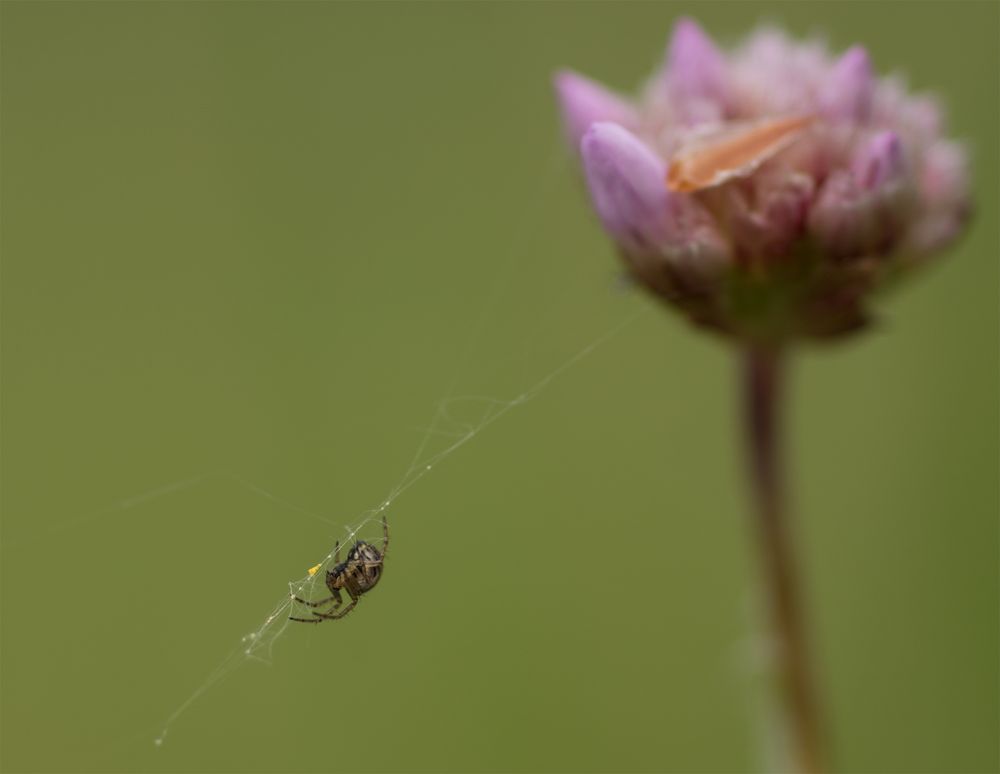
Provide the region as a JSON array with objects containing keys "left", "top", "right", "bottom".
[{"left": 667, "top": 115, "right": 814, "bottom": 192}]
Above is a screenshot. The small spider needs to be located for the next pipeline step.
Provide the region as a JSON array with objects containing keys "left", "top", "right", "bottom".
[{"left": 289, "top": 516, "right": 389, "bottom": 623}]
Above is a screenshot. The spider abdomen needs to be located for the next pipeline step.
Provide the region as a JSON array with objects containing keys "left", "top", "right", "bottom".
[{"left": 330, "top": 541, "right": 383, "bottom": 596}]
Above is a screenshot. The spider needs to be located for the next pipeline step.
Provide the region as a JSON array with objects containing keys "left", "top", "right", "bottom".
[{"left": 289, "top": 516, "right": 389, "bottom": 623}]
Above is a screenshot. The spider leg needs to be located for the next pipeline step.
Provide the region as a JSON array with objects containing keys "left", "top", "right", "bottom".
[
  {"left": 311, "top": 591, "right": 358, "bottom": 620},
  {"left": 290, "top": 588, "right": 344, "bottom": 620},
  {"left": 291, "top": 594, "right": 336, "bottom": 608},
  {"left": 334, "top": 540, "right": 342, "bottom": 564},
  {"left": 289, "top": 593, "right": 341, "bottom": 622},
  {"left": 380, "top": 515, "right": 389, "bottom": 561}
]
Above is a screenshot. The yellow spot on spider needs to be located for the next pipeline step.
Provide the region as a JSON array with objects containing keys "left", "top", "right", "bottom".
[{"left": 307, "top": 563, "right": 322, "bottom": 576}]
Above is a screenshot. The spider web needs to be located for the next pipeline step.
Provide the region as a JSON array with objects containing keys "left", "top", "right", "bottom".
[
  {"left": 135, "top": 147, "right": 647, "bottom": 748},
  {"left": 151, "top": 311, "right": 641, "bottom": 747}
]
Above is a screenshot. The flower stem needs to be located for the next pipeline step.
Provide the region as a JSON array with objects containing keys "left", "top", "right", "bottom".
[{"left": 742, "top": 346, "right": 824, "bottom": 774}]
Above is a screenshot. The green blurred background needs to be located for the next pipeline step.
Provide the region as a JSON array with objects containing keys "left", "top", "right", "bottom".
[{"left": 2, "top": 2, "right": 997, "bottom": 772}]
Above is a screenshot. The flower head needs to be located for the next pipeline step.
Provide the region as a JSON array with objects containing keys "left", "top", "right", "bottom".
[{"left": 555, "top": 20, "right": 970, "bottom": 341}]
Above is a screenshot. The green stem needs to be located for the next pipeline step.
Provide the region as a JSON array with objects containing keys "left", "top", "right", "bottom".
[{"left": 742, "top": 346, "right": 824, "bottom": 774}]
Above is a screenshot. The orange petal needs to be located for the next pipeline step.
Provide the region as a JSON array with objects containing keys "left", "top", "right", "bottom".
[{"left": 666, "top": 115, "right": 814, "bottom": 193}]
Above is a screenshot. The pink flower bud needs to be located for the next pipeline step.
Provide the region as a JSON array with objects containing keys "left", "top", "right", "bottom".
[{"left": 556, "top": 20, "right": 970, "bottom": 341}]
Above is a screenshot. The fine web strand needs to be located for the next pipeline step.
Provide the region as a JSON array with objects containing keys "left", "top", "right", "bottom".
[
  {"left": 153, "top": 307, "right": 644, "bottom": 748},
  {"left": 17, "top": 470, "right": 342, "bottom": 549},
  {"left": 152, "top": 142, "right": 645, "bottom": 746}
]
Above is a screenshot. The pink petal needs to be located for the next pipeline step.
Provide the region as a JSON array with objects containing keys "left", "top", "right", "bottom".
[
  {"left": 553, "top": 70, "right": 638, "bottom": 150},
  {"left": 921, "top": 140, "right": 967, "bottom": 204},
  {"left": 909, "top": 140, "right": 971, "bottom": 252},
  {"left": 810, "top": 134, "right": 909, "bottom": 260},
  {"left": 820, "top": 46, "right": 874, "bottom": 122},
  {"left": 852, "top": 130, "right": 905, "bottom": 190},
  {"left": 807, "top": 171, "right": 868, "bottom": 258},
  {"left": 904, "top": 95, "right": 944, "bottom": 141},
  {"left": 730, "top": 173, "right": 815, "bottom": 261},
  {"left": 580, "top": 123, "right": 669, "bottom": 254},
  {"left": 581, "top": 123, "right": 731, "bottom": 275},
  {"left": 661, "top": 18, "right": 730, "bottom": 121}
]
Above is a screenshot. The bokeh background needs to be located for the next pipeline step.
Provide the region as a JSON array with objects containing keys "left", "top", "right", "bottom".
[{"left": 2, "top": 2, "right": 997, "bottom": 773}]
